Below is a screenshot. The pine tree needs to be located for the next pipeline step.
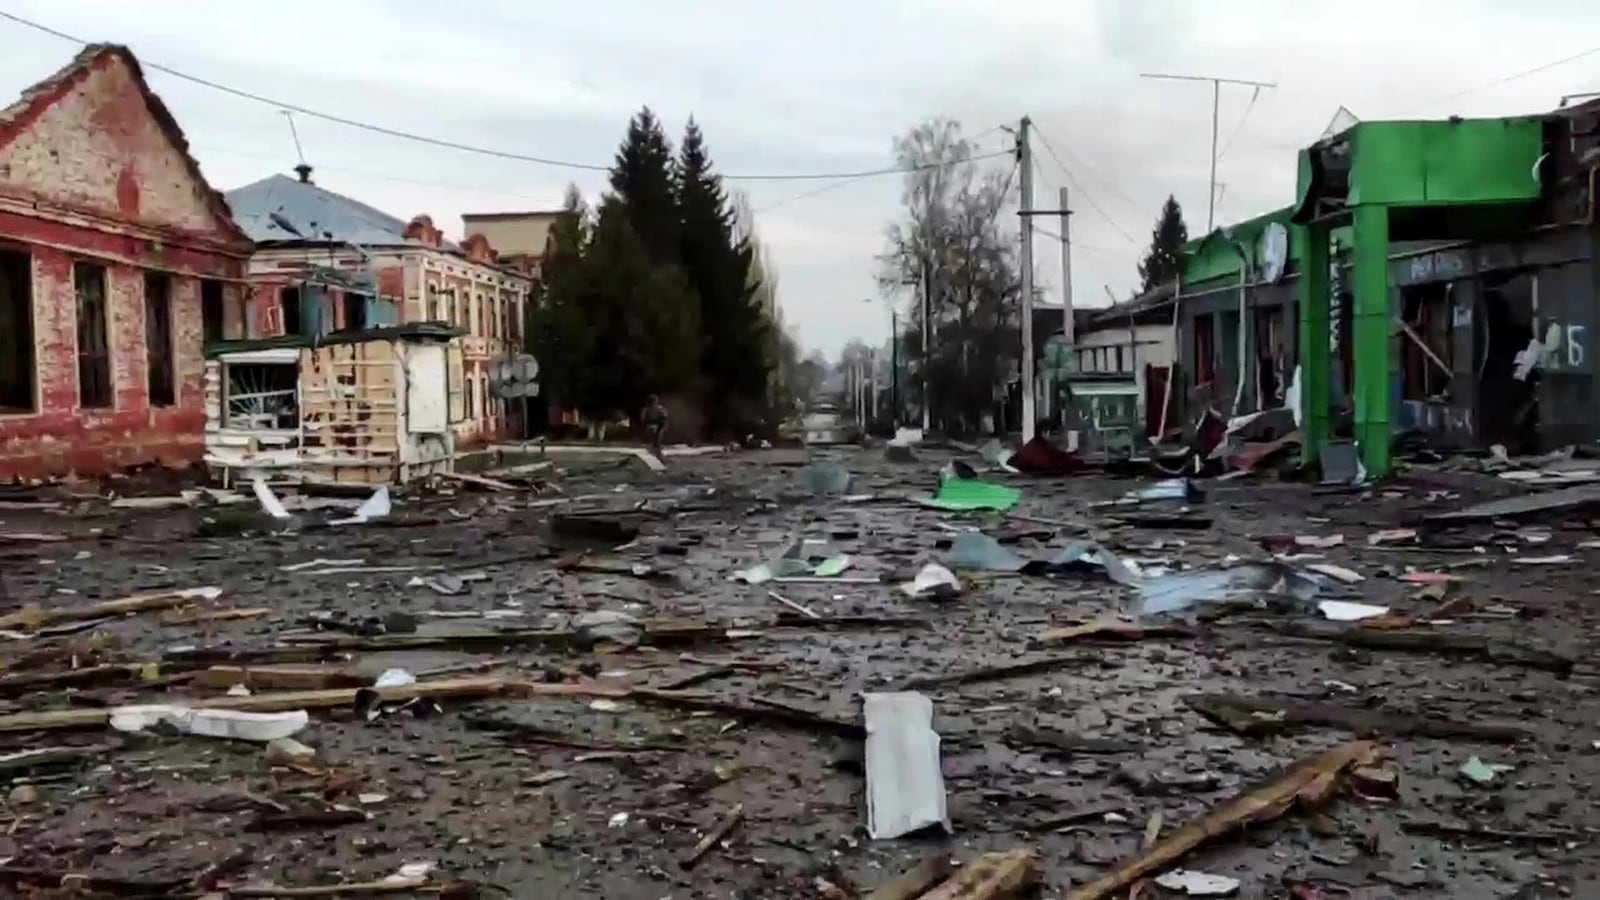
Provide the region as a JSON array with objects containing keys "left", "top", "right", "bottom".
[
  {"left": 676, "top": 118, "right": 770, "bottom": 434},
  {"left": 528, "top": 185, "right": 596, "bottom": 415},
  {"left": 1137, "top": 195, "right": 1189, "bottom": 293},
  {"left": 609, "top": 107, "right": 679, "bottom": 266},
  {"left": 585, "top": 197, "right": 702, "bottom": 413}
]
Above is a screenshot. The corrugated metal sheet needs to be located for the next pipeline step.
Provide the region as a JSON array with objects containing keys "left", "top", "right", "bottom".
[{"left": 863, "top": 692, "right": 948, "bottom": 840}]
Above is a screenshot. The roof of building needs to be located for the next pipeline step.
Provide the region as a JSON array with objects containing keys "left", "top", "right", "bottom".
[
  {"left": 0, "top": 43, "right": 250, "bottom": 246},
  {"left": 205, "top": 322, "right": 465, "bottom": 359},
  {"left": 225, "top": 173, "right": 454, "bottom": 248},
  {"left": 461, "top": 210, "right": 565, "bottom": 221}
]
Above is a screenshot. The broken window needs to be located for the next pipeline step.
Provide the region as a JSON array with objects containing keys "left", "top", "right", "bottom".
[
  {"left": 201, "top": 278, "right": 225, "bottom": 342},
  {"left": 1193, "top": 315, "right": 1216, "bottom": 387},
  {"left": 281, "top": 286, "right": 302, "bottom": 337},
  {"left": 74, "top": 261, "right": 111, "bottom": 409},
  {"left": 1400, "top": 282, "right": 1453, "bottom": 401},
  {"left": 0, "top": 248, "right": 33, "bottom": 413},
  {"left": 343, "top": 291, "right": 367, "bottom": 331},
  {"left": 225, "top": 362, "right": 298, "bottom": 430},
  {"left": 144, "top": 272, "right": 175, "bottom": 407}
]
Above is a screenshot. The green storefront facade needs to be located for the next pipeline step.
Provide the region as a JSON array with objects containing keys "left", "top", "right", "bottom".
[{"left": 1172, "top": 101, "right": 1600, "bottom": 476}]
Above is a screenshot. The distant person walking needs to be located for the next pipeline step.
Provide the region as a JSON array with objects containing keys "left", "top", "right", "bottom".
[{"left": 642, "top": 394, "right": 668, "bottom": 459}]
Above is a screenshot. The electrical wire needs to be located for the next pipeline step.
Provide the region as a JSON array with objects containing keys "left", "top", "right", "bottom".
[
  {"left": 1029, "top": 125, "right": 1141, "bottom": 211},
  {"left": 1030, "top": 133, "right": 1137, "bottom": 244},
  {"left": 1422, "top": 44, "right": 1600, "bottom": 109},
  {"left": 757, "top": 127, "right": 1013, "bottom": 214},
  {"left": 1216, "top": 85, "right": 1262, "bottom": 161},
  {"left": 0, "top": 8, "right": 1007, "bottom": 183}
]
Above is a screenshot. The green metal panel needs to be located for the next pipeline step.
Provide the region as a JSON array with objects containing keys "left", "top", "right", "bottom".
[
  {"left": 1351, "top": 205, "right": 1392, "bottom": 475},
  {"left": 1349, "top": 119, "right": 1543, "bottom": 208},
  {"left": 1298, "top": 227, "right": 1331, "bottom": 464}
]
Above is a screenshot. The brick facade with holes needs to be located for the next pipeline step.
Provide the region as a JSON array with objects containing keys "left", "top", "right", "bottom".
[{"left": 0, "top": 45, "right": 252, "bottom": 482}]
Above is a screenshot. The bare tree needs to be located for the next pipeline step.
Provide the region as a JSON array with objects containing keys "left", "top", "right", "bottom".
[{"left": 879, "top": 119, "right": 1021, "bottom": 435}]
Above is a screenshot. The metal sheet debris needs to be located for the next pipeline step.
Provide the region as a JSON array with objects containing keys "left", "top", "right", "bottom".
[{"left": 863, "top": 692, "right": 949, "bottom": 840}]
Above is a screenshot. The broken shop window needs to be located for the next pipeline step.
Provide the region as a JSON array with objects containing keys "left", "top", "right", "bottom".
[{"left": 225, "top": 362, "right": 299, "bottom": 431}]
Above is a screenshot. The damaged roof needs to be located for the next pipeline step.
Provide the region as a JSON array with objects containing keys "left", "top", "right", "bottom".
[
  {"left": 0, "top": 43, "right": 250, "bottom": 247},
  {"left": 226, "top": 173, "right": 457, "bottom": 249}
]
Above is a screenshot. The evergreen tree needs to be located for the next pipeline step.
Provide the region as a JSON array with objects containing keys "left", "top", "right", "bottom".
[
  {"left": 1138, "top": 195, "right": 1189, "bottom": 293},
  {"left": 609, "top": 107, "right": 679, "bottom": 266},
  {"left": 527, "top": 185, "right": 596, "bottom": 415},
  {"left": 676, "top": 118, "right": 770, "bottom": 434},
  {"left": 585, "top": 197, "right": 702, "bottom": 412}
]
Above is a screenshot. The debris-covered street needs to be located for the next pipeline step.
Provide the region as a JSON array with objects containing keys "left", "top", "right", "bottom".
[{"left": 0, "top": 444, "right": 1597, "bottom": 898}]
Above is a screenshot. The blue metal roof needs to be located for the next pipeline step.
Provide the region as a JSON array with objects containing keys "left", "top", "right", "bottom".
[{"left": 225, "top": 173, "right": 446, "bottom": 247}]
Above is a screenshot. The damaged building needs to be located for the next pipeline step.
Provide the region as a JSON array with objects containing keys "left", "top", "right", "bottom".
[
  {"left": 223, "top": 169, "right": 535, "bottom": 449},
  {"left": 1100, "top": 99, "right": 1600, "bottom": 477},
  {"left": 0, "top": 44, "right": 253, "bottom": 481}
]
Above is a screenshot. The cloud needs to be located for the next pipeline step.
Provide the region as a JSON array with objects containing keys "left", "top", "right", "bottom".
[{"left": 1, "top": 0, "right": 1596, "bottom": 358}]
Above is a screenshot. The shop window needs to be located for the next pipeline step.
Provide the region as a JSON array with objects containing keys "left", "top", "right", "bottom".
[{"left": 1193, "top": 315, "right": 1216, "bottom": 387}]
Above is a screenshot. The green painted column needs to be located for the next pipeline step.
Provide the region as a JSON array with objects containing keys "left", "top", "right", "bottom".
[
  {"left": 1297, "top": 225, "right": 1330, "bottom": 465},
  {"left": 1350, "top": 204, "right": 1391, "bottom": 476}
]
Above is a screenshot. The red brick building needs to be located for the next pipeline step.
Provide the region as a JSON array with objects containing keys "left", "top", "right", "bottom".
[{"left": 0, "top": 45, "right": 253, "bottom": 482}]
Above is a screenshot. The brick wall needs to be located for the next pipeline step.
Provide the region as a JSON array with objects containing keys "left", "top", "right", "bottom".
[{"left": 0, "top": 246, "right": 212, "bottom": 481}]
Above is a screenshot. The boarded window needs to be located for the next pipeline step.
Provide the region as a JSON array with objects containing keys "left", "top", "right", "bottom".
[
  {"left": 0, "top": 248, "right": 33, "bottom": 413},
  {"left": 201, "top": 278, "right": 225, "bottom": 342},
  {"left": 144, "top": 272, "right": 175, "bottom": 407},
  {"left": 74, "top": 262, "right": 111, "bottom": 409}
]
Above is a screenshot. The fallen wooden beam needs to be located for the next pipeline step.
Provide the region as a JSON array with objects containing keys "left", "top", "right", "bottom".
[
  {"left": 866, "top": 853, "right": 954, "bottom": 900},
  {"left": 629, "top": 688, "right": 864, "bottom": 738},
  {"left": 160, "top": 607, "right": 275, "bottom": 626},
  {"left": 226, "top": 878, "right": 432, "bottom": 897},
  {"left": 0, "top": 664, "right": 146, "bottom": 697},
  {"left": 0, "top": 531, "right": 68, "bottom": 544},
  {"left": 192, "top": 665, "right": 368, "bottom": 692},
  {"left": 1002, "top": 724, "right": 1140, "bottom": 756},
  {"left": 897, "top": 655, "right": 1093, "bottom": 691},
  {"left": 0, "top": 676, "right": 528, "bottom": 733},
  {"left": 1257, "top": 622, "right": 1573, "bottom": 674},
  {"left": 439, "top": 470, "right": 519, "bottom": 492},
  {"left": 1037, "top": 621, "right": 1190, "bottom": 644},
  {"left": 1400, "top": 818, "right": 1571, "bottom": 844},
  {"left": 922, "top": 848, "right": 1039, "bottom": 900},
  {"left": 0, "top": 586, "right": 222, "bottom": 632},
  {"left": 1185, "top": 693, "right": 1530, "bottom": 742},
  {"left": 679, "top": 802, "right": 744, "bottom": 869},
  {"left": 1063, "top": 741, "right": 1378, "bottom": 900}
]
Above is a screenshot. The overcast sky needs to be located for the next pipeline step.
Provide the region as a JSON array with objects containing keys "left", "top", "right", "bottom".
[{"left": 1, "top": 0, "right": 1596, "bottom": 356}]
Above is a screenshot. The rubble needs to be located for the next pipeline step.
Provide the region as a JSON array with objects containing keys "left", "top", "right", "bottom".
[{"left": 0, "top": 445, "right": 1589, "bottom": 895}]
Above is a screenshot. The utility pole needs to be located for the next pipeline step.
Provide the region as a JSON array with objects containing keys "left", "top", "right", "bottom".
[
  {"left": 1057, "top": 186, "right": 1075, "bottom": 437},
  {"left": 1017, "top": 116, "right": 1037, "bottom": 442},
  {"left": 890, "top": 306, "right": 900, "bottom": 428},
  {"left": 920, "top": 260, "right": 931, "bottom": 433},
  {"left": 1139, "top": 73, "right": 1276, "bottom": 232}
]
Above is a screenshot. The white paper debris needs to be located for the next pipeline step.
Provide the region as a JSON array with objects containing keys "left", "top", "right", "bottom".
[
  {"left": 373, "top": 668, "right": 416, "bottom": 689},
  {"left": 330, "top": 486, "right": 392, "bottom": 526},
  {"left": 251, "top": 477, "right": 292, "bottom": 521},
  {"left": 608, "top": 812, "right": 630, "bottom": 828},
  {"left": 383, "top": 861, "right": 435, "bottom": 885},
  {"left": 109, "top": 706, "right": 308, "bottom": 742},
  {"left": 1305, "top": 563, "right": 1366, "bottom": 584},
  {"left": 1318, "top": 600, "right": 1390, "bottom": 621},
  {"left": 901, "top": 563, "right": 961, "bottom": 598},
  {"left": 1153, "top": 870, "right": 1241, "bottom": 896},
  {"left": 226, "top": 683, "right": 252, "bottom": 697}
]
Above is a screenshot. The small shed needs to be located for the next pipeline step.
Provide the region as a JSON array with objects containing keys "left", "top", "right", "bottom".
[{"left": 204, "top": 323, "right": 463, "bottom": 485}]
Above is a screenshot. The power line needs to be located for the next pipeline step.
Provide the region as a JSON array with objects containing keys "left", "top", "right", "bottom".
[
  {"left": 1422, "top": 44, "right": 1600, "bottom": 109},
  {"left": 1031, "top": 131, "right": 1137, "bottom": 244},
  {"left": 0, "top": 8, "right": 1002, "bottom": 183},
  {"left": 756, "top": 129, "right": 1013, "bottom": 214},
  {"left": 1216, "top": 86, "right": 1262, "bottom": 161}
]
